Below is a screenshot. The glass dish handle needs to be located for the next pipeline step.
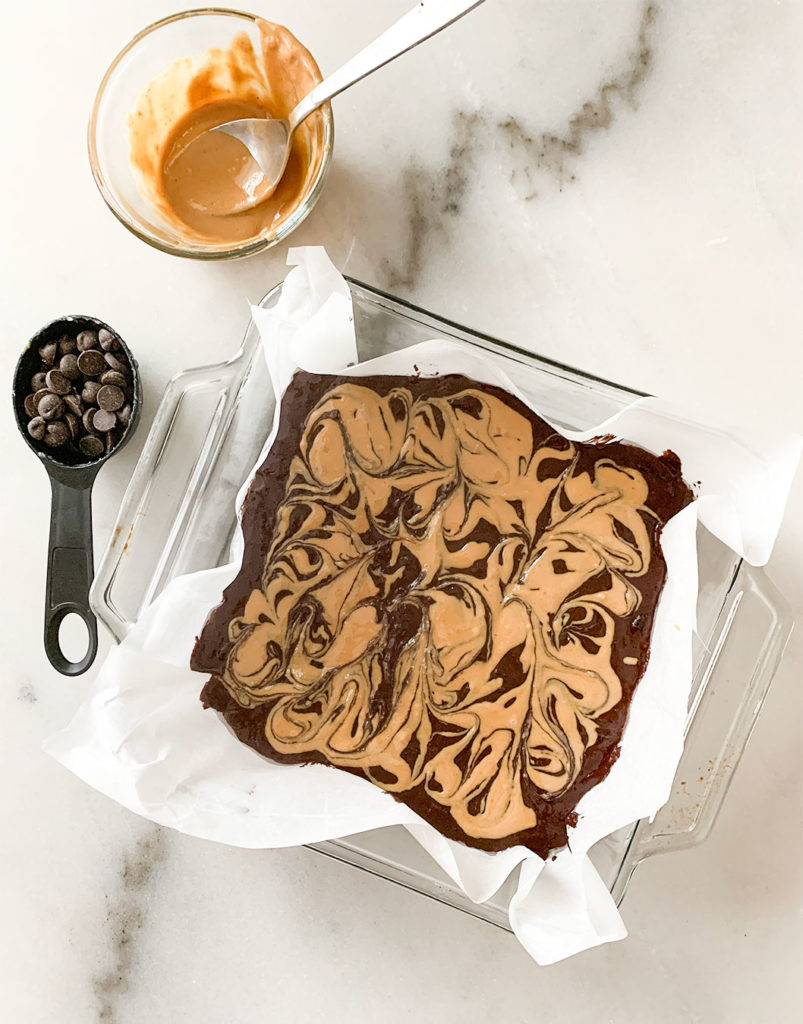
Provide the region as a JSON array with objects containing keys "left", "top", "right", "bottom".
[
  {"left": 611, "top": 566, "right": 793, "bottom": 899},
  {"left": 90, "top": 352, "right": 250, "bottom": 641}
]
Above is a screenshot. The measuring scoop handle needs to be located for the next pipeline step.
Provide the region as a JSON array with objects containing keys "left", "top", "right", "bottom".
[{"left": 44, "top": 474, "right": 99, "bottom": 675}]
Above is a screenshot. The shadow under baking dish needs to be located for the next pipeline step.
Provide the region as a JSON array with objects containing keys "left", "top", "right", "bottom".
[{"left": 90, "top": 279, "right": 793, "bottom": 927}]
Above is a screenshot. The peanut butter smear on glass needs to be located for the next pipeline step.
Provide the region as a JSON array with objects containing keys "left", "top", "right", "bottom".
[{"left": 128, "top": 20, "right": 324, "bottom": 244}]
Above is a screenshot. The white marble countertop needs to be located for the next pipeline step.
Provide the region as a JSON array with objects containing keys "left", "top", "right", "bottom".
[{"left": 2, "top": 1, "right": 802, "bottom": 1020}]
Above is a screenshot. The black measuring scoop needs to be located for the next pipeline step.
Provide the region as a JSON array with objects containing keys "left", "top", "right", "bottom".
[{"left": 12, "top": 316, "right": 141, "bottom": 675}]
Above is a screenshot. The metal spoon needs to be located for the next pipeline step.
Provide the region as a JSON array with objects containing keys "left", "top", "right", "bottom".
[
  {"left": 210, "top": 0, "right": 487, "bottom": 213},
  {"left": 12, "top": 316, "right": 142, "bottom": 675}
]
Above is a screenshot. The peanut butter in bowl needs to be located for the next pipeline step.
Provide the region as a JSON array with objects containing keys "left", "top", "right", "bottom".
[{"left": 127, "top": 18, "right": 329, "bottom": 248}]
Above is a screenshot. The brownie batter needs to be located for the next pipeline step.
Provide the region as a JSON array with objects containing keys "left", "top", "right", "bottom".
[
  {"left": 192, "top": 372, "right": 693, "bottom": 857},
  {"left": 128, "top": 20, "right": 325, "bottom": 244}
]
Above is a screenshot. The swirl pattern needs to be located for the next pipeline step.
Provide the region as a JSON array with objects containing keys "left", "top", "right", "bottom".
[{"left": 201, "top": 376, "right": 676, "bottom": 851}]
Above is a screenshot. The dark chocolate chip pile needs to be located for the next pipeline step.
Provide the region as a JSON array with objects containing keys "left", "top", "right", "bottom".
[{"left": 22, "top": 328, "right": 134, "bottom": 459}]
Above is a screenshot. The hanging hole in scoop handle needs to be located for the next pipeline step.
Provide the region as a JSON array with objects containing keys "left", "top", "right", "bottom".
[{"left": 44, "top": 474, "right": 99, "bottom": 675}]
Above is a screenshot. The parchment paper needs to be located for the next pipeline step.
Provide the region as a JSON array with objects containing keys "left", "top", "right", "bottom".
[{"left": 45, "top": 248, "right": 800, "bottom": 965}]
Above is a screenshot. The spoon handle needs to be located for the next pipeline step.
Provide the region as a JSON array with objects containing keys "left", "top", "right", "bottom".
[
  {"left": 288, "top": 0, "right": 486, "bottom": 132},
  {"left": 44, "top": 474, "right": 99, "bottom": 676}
]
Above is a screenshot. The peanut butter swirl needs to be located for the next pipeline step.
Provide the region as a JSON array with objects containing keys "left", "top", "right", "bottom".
[{"left": 194, "top": 372, "right": 691, "bottom": 856}]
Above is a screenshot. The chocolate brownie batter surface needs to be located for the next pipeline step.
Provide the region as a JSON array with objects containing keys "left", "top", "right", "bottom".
[{"left": 192, "top": 371, "right": 692, "bottom": 857}]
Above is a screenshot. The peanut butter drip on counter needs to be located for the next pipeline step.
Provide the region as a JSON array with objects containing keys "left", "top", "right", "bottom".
[
  {"left": 128, "top": 20, "right": 325, "bottom": 244},
  {"left": 217, "top": 384, "right": 656, "bottom": 844}
]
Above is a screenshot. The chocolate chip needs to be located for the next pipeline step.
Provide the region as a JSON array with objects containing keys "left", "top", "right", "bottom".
[
  {"left": 97, "top": 384, "right": 124, "bottom": 412},
  {"left": 100, "top": 370, "right": 127, "bottom": 388},
  {"left": 31, "top": 371, "right": 47, "bottom": 391},
  {"left": 98, "top": 328, "right": 118, "bottom": 352},
  {"left": 79, "top": 435, "right": 104, "bottom": 458},
  {"left": 118, "top": 404, "right": 132, "bottom": 428},
  {"left": 39, "top": 341, "right": 57, "bottom": 366},
  {"left": 33, "top": 388, "right": 52, "bottom": 408},
  {"left": 104, "top": 352, "right": 129, "bottom": 375},
  {"left": 63, "top": 393, "right": 83, "bottom": 417},
  {"left": 58, "top": 334, "right": 77, "bottom": 356},
  {"left": 27, "top": 417, "right": 46, "bottom": 441},
  {"left": 23, "top": 394, "right": 38, "bottom": 418},
  {"left": 59, "top": 353, "right": 81, "bottom": 380},
  {"left": 81, "top": 381, "right": 101, "bottom": 404},
  {"left": 45, "top": 369, "right": 71, "bottom": 395},
  {"left": 45, "top": 421, "right": 70, "bottom": 447},
  {"left": 105, "top": 432, "right": 116, "bottom": 455},
  {"left": 82, "top": 408, "right": 99, "bottom": 435},
  {"left": 76, "top": 330, "right": 98, "bottom": 351},
  {"left": 77, "top": 350, "right": 106, "bottom": 376},
  {"left": 65, "top": 412, "right": 81, "bottom": 441},
  {"left": 38, "top": 393, "right": 64, "bottom": 421},
  {"left": 93, "top": 408, "right": 117, "bottom": 432}
]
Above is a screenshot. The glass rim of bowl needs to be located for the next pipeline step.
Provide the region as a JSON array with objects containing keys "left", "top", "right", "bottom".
[{"left": 87, "top": 7, "right": 334, "bottom": 261}]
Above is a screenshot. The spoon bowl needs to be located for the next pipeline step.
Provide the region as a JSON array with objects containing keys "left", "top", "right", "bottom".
[
  {"left": 208, "top": 116, "right": 291, "bottom": 212},
  {"left": 13, "top": 316, "right": 142, "bottom": 675}
]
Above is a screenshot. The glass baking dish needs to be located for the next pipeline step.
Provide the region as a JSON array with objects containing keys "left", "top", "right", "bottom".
[{"left": 90, "top": 278, "right": 793, "bottom": 929}]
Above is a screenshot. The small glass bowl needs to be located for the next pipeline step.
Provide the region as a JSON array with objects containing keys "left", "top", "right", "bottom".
[{"left": 88, "top": 8, "right": 334, "bottom": 260}]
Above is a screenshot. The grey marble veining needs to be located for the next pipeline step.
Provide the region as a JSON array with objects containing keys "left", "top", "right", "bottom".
[
  {"left": 93, "top": 828, "right": 168, "bottom": 1023},
  {"left": 499, "top": 1, "right": 656, "bottom": 188},
  {"left": 382, "top": 1, "right": 658, "bottom": 291}
]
